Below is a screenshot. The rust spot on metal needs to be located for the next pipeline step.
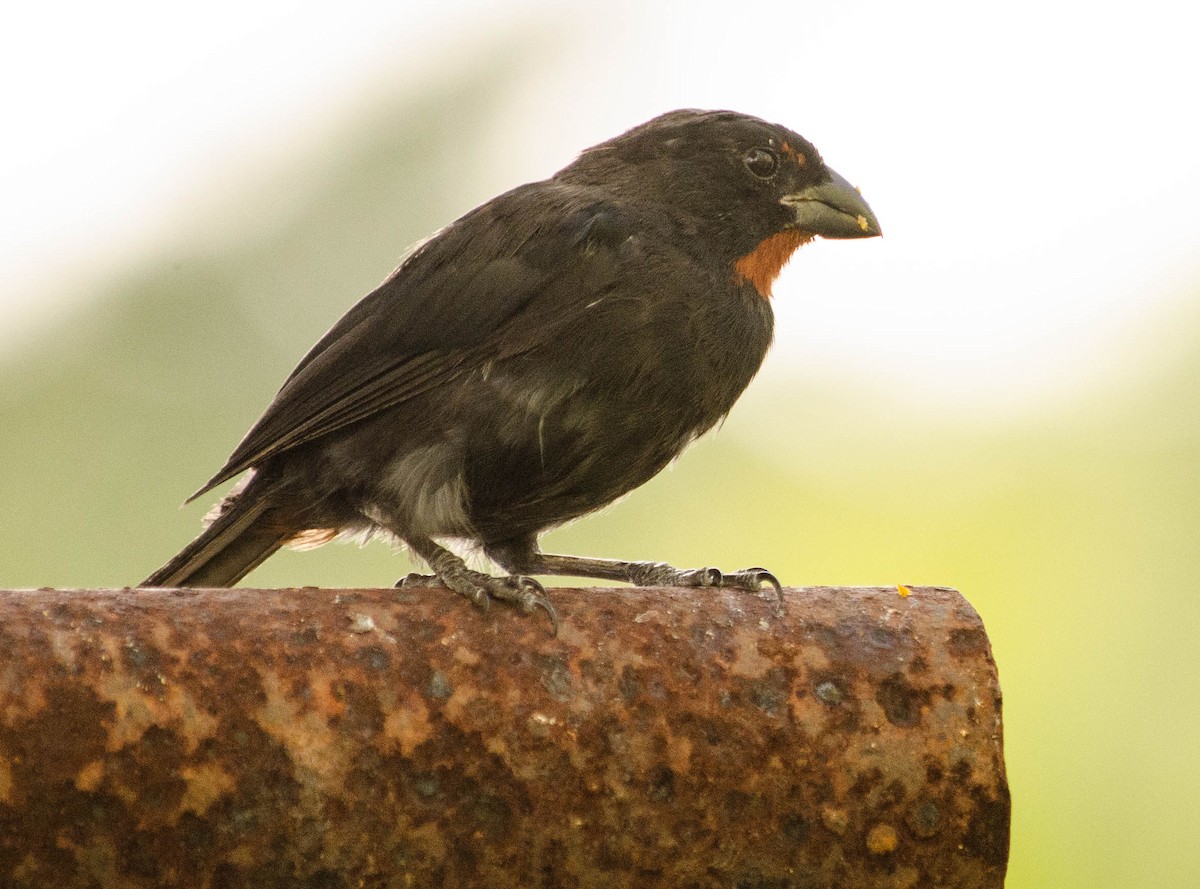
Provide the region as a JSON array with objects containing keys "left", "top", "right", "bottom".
[
  {"left": 877, "top": 672, "right": 924, "bottom": 727},
  {"left": 949, "top": 626, "right": 989, "bottom": 657},
  {"left": 866, "top": 822, "right": 899, "bottom": 855},
  {"left": 906, "top": 795, "right": 944, "bottom": 838},
  {"left": 822, "top": 805, "right": 850, "bottom": 835},
  {"left": 0, "top": 585, "right": 1008, "bottom": 887},
  {"left": 815, "top": 679, "right": 845, "bottom": 705}
]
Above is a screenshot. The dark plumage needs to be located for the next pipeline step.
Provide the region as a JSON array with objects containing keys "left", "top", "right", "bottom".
[{"left": 142, "top": 109, "right": 881, "bottom": 628}]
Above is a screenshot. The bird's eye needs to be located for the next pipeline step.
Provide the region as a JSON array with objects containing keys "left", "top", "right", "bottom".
[{"left": 743, "top": 147, "right": 779, "bottom": 178}]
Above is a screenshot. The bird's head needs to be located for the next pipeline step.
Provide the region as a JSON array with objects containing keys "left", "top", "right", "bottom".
[{"left": 559, "top": 109, "right": 880, "bottom": 296}]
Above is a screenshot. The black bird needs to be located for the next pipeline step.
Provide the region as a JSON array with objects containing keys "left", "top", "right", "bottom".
[{"left": 142, "top": 109, "right": 881, "bottom": 627}]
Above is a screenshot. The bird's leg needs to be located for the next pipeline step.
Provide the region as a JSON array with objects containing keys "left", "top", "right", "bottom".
[
  {"left": 534, "top": 553, "right": 782, "bottom": 602},
  {"left": 397, "top": 535, "right": 558, "bottom": 632},
  {"left": 486, "top": 538, "right": 783, "bottom": 605}
]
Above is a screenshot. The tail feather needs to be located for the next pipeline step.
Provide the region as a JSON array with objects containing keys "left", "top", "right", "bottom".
[{"left": 141, "top": 482, "right": 290, "bottom": 588}]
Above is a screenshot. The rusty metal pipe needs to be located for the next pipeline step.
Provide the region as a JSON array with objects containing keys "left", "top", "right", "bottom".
[{"left": 0, "top": 585, "right": 1008, "bottom": 887}]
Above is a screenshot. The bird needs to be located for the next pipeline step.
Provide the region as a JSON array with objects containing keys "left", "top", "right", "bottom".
[{"left": 141, "top": 109, "right": 881, "bottom": 629}]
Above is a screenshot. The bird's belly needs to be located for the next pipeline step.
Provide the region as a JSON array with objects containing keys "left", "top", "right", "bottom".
[
  {"left": 459, "top": 359, "right": 749, "bottom": 541},
  {"left": 335, "top": 286, "right": 773, "bottom": 544}
]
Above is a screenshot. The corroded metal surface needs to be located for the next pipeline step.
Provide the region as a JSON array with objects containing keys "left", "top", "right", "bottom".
[{"left": 0, "top": 585, "right": 1008, "bottom": 888}]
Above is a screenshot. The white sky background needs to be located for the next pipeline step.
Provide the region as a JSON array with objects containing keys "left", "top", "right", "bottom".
[{"left": 3, "top": 0, "right": 1198, "bottom": 411}]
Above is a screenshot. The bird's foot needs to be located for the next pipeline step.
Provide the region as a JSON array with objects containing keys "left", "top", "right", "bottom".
[
  {"left": 397, "top": 566, "right": 558, "bottom": 634},
  {"left": 625, "top": 561, "right": 783, "bottom": 606}
]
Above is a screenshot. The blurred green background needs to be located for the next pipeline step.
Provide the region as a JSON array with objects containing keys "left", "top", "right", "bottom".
[{"left": 2, "top": 3, "right": 1198, "bottom": 887}]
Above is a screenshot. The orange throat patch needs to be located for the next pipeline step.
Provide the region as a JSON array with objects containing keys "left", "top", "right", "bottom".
[{"left": 733, "top": 230, "right": 813, "bottom": 298}]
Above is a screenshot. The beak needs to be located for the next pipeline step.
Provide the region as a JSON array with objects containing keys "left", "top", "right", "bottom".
[{"left": 781, "top": 168, "right": 881, "bottom": 239}]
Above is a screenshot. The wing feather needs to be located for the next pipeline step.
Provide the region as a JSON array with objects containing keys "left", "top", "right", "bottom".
[{"left": 191, "top": 182, "right": 636, "bottom": 500}]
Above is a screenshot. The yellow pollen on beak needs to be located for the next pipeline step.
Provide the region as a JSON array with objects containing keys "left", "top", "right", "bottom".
[{"left": 856, "top": 214, "right": 870, "bottom": 232}]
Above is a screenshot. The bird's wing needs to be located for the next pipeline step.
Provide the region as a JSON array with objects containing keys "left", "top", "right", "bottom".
[{"left": 191, "top": 181, "right": 643, "bottom": 500}]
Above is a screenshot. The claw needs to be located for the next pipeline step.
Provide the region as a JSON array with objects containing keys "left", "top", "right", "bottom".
[
  {"left": 521, "top": 575, "right": 546, "bottom": 596},
  {"left": 472, "top": 587, "right": 492, "bottom": 613},
  {"left": 493, "top": 575, "right": 558, "bottom": 635},
  {"left": 530, "top": 591, "right": 560, "bottom": 637},
  {"left": 395, "top": 572, "right": 438, "bottom": 588},
  {"left": 513, "top": 577, "right": 556, "bottom": 626},
  {"left": 734, "top": 567, "right": 785, "bottom": 609}
]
